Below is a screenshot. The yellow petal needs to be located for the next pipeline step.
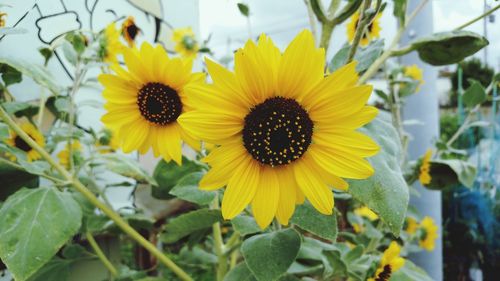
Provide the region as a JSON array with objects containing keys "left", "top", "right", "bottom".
[
  {"left": 293, "top": 155, "right": 334, "bottom": 215},
  {"left": 221, "top": 157, "right": 261, "bottom": 219},
  {"left": 159, "top": 123, "right": 182, "bottom": 164},
  {"left": 120, "top": 119, "right": 149, "bottom": 153},
  {"left": 252, "top": 168, "right": 280, "bottom": 229},
  {"left": 319, "top": 106, "right": 378, "bottom": 131},
  {"left": 178, "top": 111, "right": 243, "bottom": 144},
  {"left": 200, "top": 143, "right": 248, "bottom": 190},
  {"left": 275, "top": 166, "right": 297, "bottom": 225},
  {"left": 314, "top": 130, "right": 380, "bottom": 157}
]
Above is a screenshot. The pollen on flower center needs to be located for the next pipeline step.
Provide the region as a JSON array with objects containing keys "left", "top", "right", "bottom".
[
  {"left": 137, "top": 82, "right": 182, "bottom": 125},
  {"left": 375, "top": 265, "right": 392, "bottom": 281},
  {"left": 14, "top": 136, "right": 32, "bottom": 152},
  {"left": 242, "top": 96, "right": 313, "bottom": 167}
]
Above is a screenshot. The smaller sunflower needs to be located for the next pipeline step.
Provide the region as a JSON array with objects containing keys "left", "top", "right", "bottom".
[
  {"left": 121, "top": 16, "right": 140, "bottom": 47},
  {"left": 57, "top": 141, "right": 82, "bottom": 169},
  {"left": 352, "top": 223, "right": 364, "bottom": 233},
  {"left": 405, "top": 217, "right": 419, "bottom": 235},
  {"left": 418, "top": 149, "right": 432, "bottom": 185},
  {"left": 0, "top": 12, "right": 7, "bottom": 27},
  {"left": 347, "top": 11, "right": 382, "bottom": 47},
  {"left": 172, "top": 27, "right": 199, "bottom": 59},
  {"left": 404, "top": 64, "right": 424, "bottom": 92},
  {"left": 96, "top": 127, "right": 120, "bottom": 154},
  {"left": 100, "top": 22, "right": 125, "bottom": 64},
  {"left": 368, "top": 241, "right": 405, "bottom": 281},
  {"left": 419, "top": 216, "right": 438, "bottom": 251},
  {"left": 5, "top": 122, "right": 45, "bottom": 162},
  {"left": 354, "top": 206, "right": 378, "bottom": 221}
]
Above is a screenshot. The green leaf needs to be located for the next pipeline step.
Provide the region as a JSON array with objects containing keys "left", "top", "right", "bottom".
[
  {"left": 98, "top": 154, "right": 156, "bottom": 185},
  {"left": 169, "top": 171, "right": 216, "bottom": 205},
  {"left": 237, "top": 3, "right": 250, "bottom": 17},
  {"left": 241, "top": 228, "right": 301, "bottom": 281},
  {"left": 0, "top": 122, "right": 9, "bottom": 140},
  {"left": 290, "top": 201, "right": 337, "bottom": 241},
  {"left": 0, "top": 159, "right": 39, "bottom": 201},
  {"left": 392, "top": 0, "right": 407, "bottom": 23},
  {"left": 26, "top": 257, "right": 71, "bottom": 281},
  {"left": 0, "top": 63, "right": 22, "bottom": 86},
  {"left": 2, "top": 101, "right": 39, "bottom": 118},
  {"left": 160, "top": 209, "right": 222, "bottom": 243},
  {"left": 0, "top": 56, "right": 60, "bottom": 95},
  {"left": 0, "top": 186, "right": 82, "bottom": 281},
  {"left": 323, "top": 249, "right": 347, "bottom": 277},
  {"left": 231, "top": 215, "right": 261, "bottom": 236},
  {"left": 61, "top": 41, "right": 78, "bottom": 66},
  {"left": 348, "top": 111, "right": 409, "bottom": 236},
  {"left": 412, "top": 30, "right": 488, "bottom": 66},
  {"left": 427, "top": 159, "right": 476, "bottom": 189},
  {"left": 328, "top": 40, "right": 384, "bottom": 73},
  {"left": 462, "top": 81, "right": 487, "bottom": 107},
  {"left": 38, "top": 48, "right": 53, "bottom": 66},
  {"left": 391, "top": 260, "right": 433, "bottom": 281},
  {"left": 152, "top": 156, "right": 204, "bottom": 199},
  {"left": 224, "top": 263, "right": 257, "bottom": 281}
]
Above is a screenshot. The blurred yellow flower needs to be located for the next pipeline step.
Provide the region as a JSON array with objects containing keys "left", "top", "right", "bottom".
[
  {"left": 5, "top": 122, "right": 45, "bottom": 162},
  {"left": 352, "top": 223, "right": 364, "bottom": 233},
  {"left": 405, "top": 217, "right": 419, "bottom": 235},
  {"left": 172, "top": 27, "right": 199, "bottom": 59},
  {"left": 96, "top": 128, "right": 120, "bottom": 154},
  {"left": 368, "top": 241, "right": 405, "bottom": 281},
  {"left": 354, "top": 206, "right": 378, "bottom": 221},
  {"left": 346, "top": 11, "right": 382, "bottom": 47},
  {"left": 404, "top": 64, "right": 424, "bottom": 92},
  {"left": 0, "top": 12, "right": 7, "bottom": 27},
  {"left": 419, "top": 149, "right": 432, "bottom": 185},
  {"left": 121, "top": 16, "right": 140, "bottom": 47},
  {"left": 102, "top": 22, "right": 125, "bottom": 63},
  {"left": 57, "top": 141, "right": 81, "bottom": 169},
  {"left": 419, "top": 216, "right": 438, "bottom": 251}
]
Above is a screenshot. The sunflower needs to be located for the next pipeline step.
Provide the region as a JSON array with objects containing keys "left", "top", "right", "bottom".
[
  {"left": 57, "top": 140, "right": 82, "bottom": 169},
  {"left": 347, "top": 11, "right": 382, "bottom": 47},
  {"left": 405, "top": 217, "right": 419, "bottom": 235},
  {"left": 99, "top": 42, "right": 203, "bottom": 164},
  {"left": 179, "top": 30, "right": 379, "bottom": 229},
  {"left": 172, "top": 27, "right": 199, "bottom": 59},
  {"left": 101, "top": 22, "right": 125, "bottom": 64},
  {"left": 0, "top": 12, "right": 6, "bottom": 27},
  {"left": 354, "top": 206, "right": 378, "bottom": 221},
  {"left": 121, "top": 16, "right": 140, "bottom": 47},
  {"left": 5, "top": 122, "right": 45, "bottom": 162},
  {"left": 368, "top": 241, "right": 405, "bottom": 281},
  {"left": 418, "top": 149, "right": 432, "bottom": 185},
  {"left": 419, "top": 216, "right": 438, "bottom": 251},
  {"left": 352, "top": 223, "right": 364, "bottom": 233},
  {"left": 404, "top": 64, "right": 424, "bottom": 92}
]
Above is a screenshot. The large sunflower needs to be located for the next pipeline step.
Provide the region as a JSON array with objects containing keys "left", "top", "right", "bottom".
[
  {"left": 179, "top": 30, "right": 379, "bottom": 228},
  {"left": 5, "top": 122, "right": 45, "bottom": 162},
  {"left": 347, "top": 11, "right": 382, "bottom": 46},
  {"left": 98, "top": 42, "right": 203, "bottom": 164}
]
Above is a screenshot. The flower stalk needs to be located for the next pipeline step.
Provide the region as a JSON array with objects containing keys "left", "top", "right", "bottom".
[
  {"left": 346, "top": 0, "right": 372, "bottom": 64},
  {"left": 0, "top": 105, "right": 194, "bottom": 281},
  {"left": 85, "top": 232, "right": 118, "bottom": 277},
  {"left": 211, "top": 196, "right": 228, "bottom": 281}
]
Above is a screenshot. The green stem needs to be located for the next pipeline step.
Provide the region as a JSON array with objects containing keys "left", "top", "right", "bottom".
[
  {"left": 455, "top": 3, "right": 500, "bottom": 30},
  {"left": 0, "top": 106, "right": 194, "bottom": 281},
  {"left": 36, "top": 87, "right": 46, "bottom": 129},
  {"left": 304, "top": 0, "right": 318, "bottom": 42},
  {"left": 358, "top": 0, "right": 429, "bottom": 85},
  {"left": 319, "top": 22, "right": 335, "bottom": 51},
  {"left": 346, "top": 0, "right": 371, "bottom": 64},
  {"left": 212, "top": 196, "right": 228, "bottom": 281},
  {"left": 85, "top": 232, "right": 118, "bottom": 277}
]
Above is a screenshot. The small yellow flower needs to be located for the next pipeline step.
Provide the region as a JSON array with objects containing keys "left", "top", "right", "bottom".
[
  {"left": 102, "top": 22, "right": 125, "bottom": 63},
  {"left": 96, "top": 128, "right": 120, "bottom": 154},
  {"left": 346, "top": 11, "right": 382, "bottom": 47},
  {"left": 352, "top": 223, "right": 364, "bottom": 233},
  {"left": 404, "top": 64, "right": 424, "bottom": 92},
  {"left": 5, "top": 122, "right": 45, "bottom": 162},
  {"left": 121, "top": 16, "right": 140, "bottom": 47},
  {"left": 172, "top": 27, "right": 199, "bottom": 59},
  {"left": 419, "top": 216, "right": 438, "bottom": 251},
  {"left": 368, "top": 241, "right": 405, "bottom": 281},
  {"left": 354, "top": 206, "right": 378, "bottom": 221},
  {"left": 57, "top": 141, "right": 82, "bottom": 169},
  {"left": 419, "top": 149, "right": 432, "bottom": 185},
  {"left": 0, "top": 12, "right": 7, "bottom": 27},
  {"left": 405, "top": 217, "right": 419, "bottom": 235}
]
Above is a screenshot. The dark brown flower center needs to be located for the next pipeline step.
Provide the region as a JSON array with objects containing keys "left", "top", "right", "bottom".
[
  {"left": 242, "top": 97, "right": 313, "bottom": 167},
  {"left": 375, "top": 265, "right": 392, "bottom": 281},
  {"left": 137, "top": 82, "right": 182, "bottom": 125},
  {"left": 14, "top": 136, "right": 31, "bottom": 152},
  {"left": 126, "top": 24, "right": 139, "bottom": 40}
]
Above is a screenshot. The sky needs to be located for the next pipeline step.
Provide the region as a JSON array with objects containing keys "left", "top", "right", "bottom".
[{"left": 199, "top": 0, "right": 500, "bottom": 70}]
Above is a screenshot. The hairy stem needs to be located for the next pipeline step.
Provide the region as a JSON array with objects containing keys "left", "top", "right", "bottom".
[
  {"left": 212, "top": 196, "right": 227, "bottom": 281},
  {"left": 85, "top": 232, "right": 118, "bottom": 277},
  {"left": 455, "top": 3, "right": 500, "bottom": 30},
  {"left": 346, "top": 0, "right": 371, "bottom": 64},
  {"left": 0, "top": 106, "right": 194, "bottom": 281}
]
